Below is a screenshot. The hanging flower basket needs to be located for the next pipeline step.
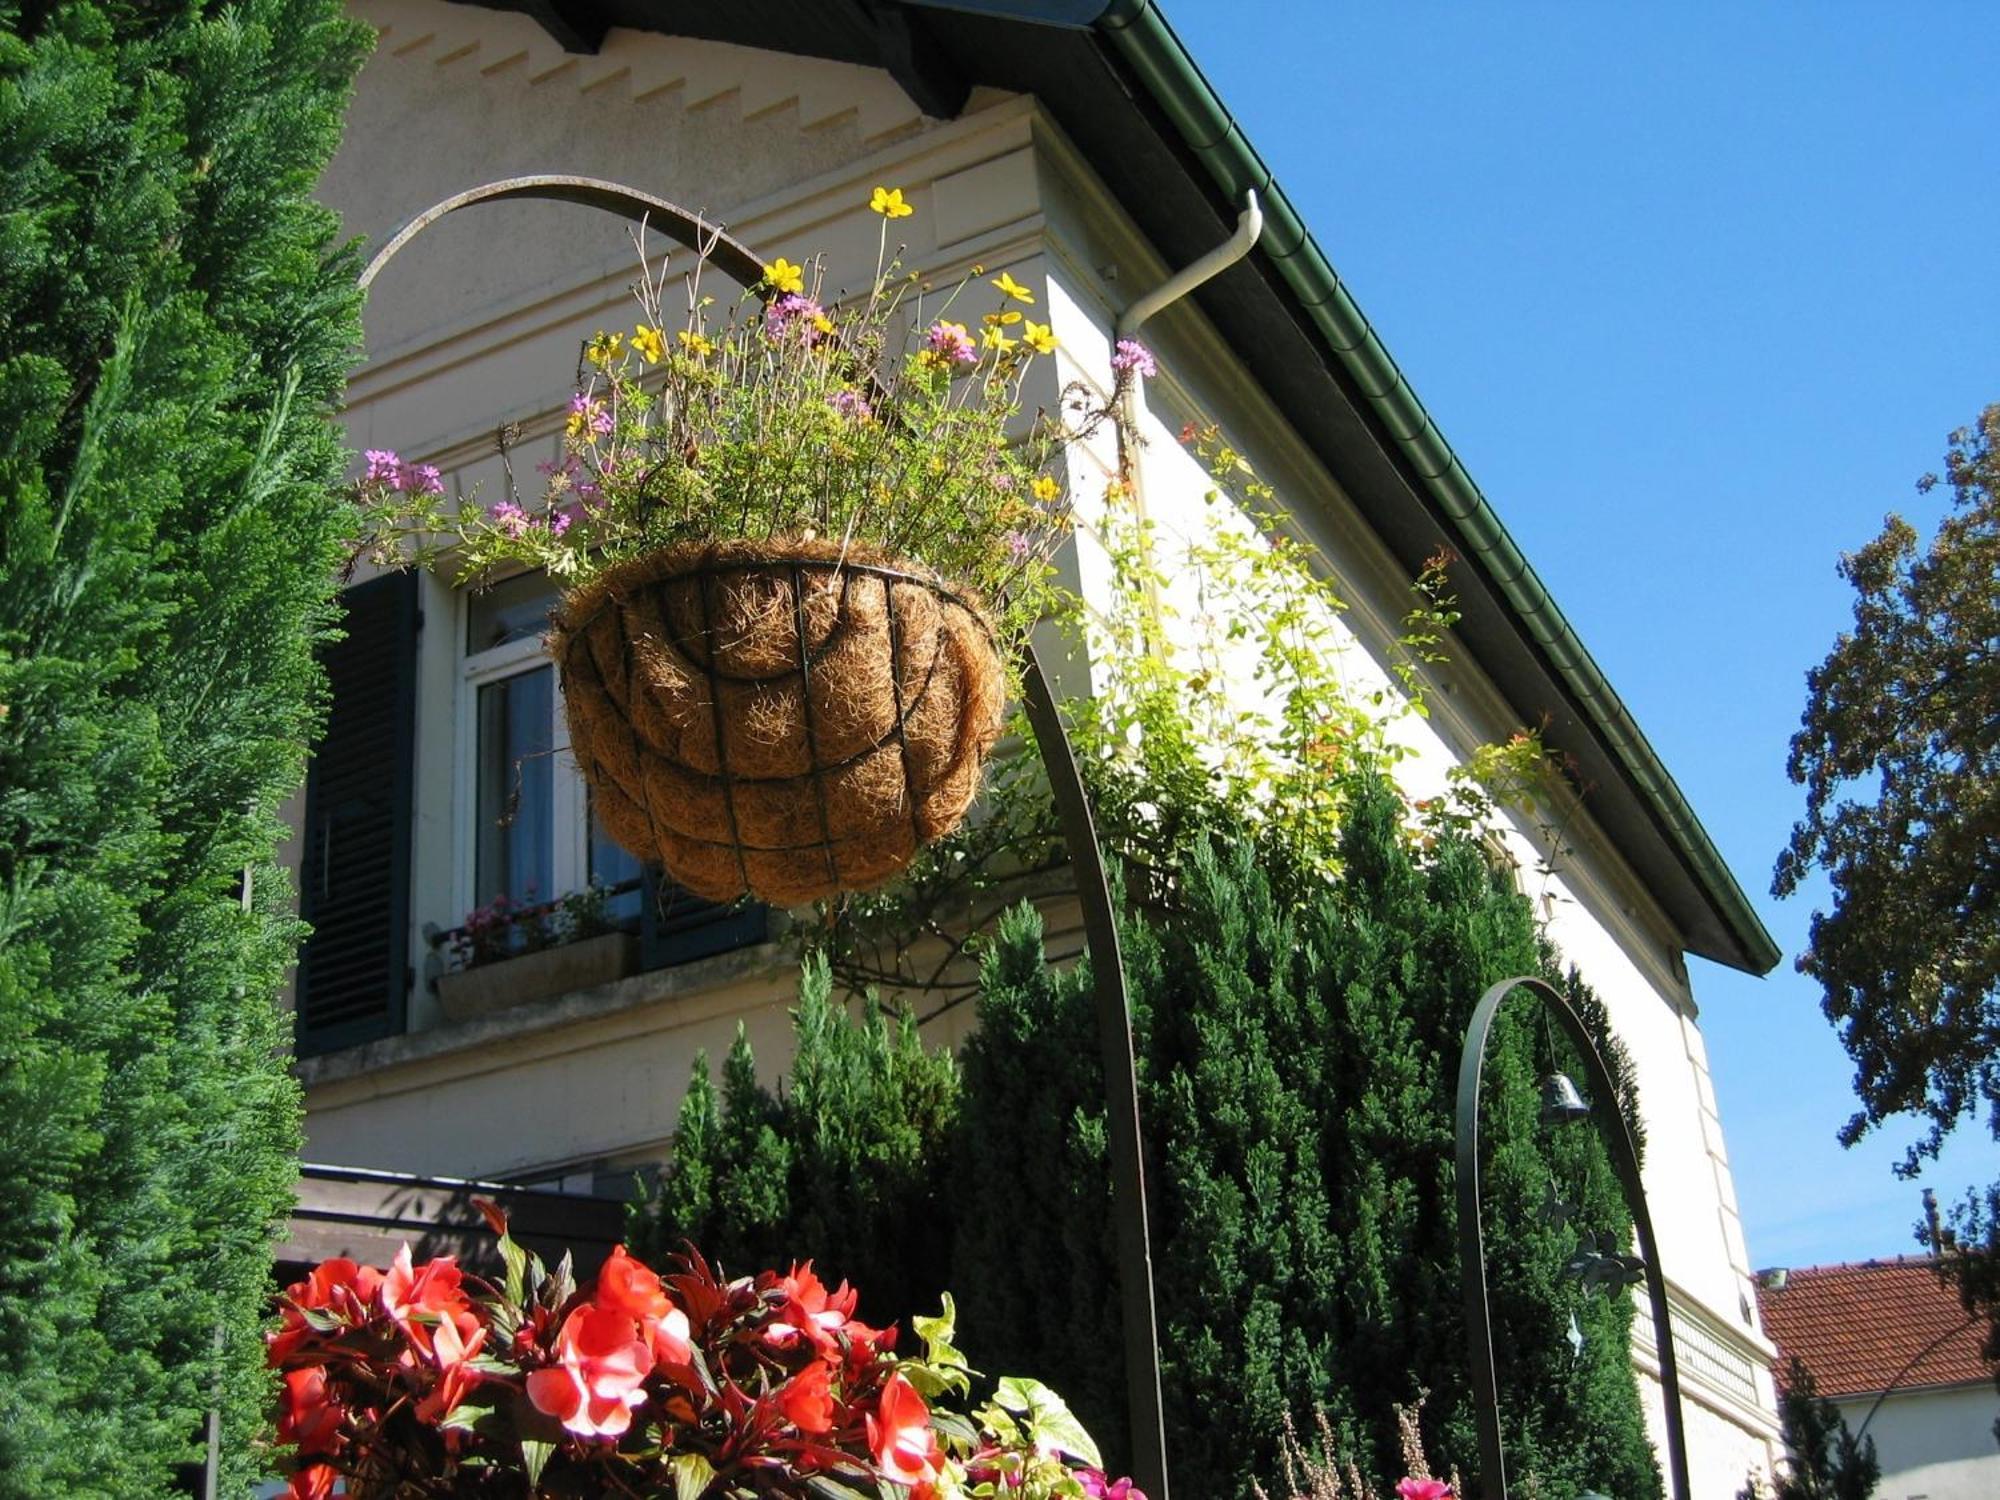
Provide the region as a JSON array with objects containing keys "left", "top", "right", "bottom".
[
  {"left": 354, "top": 184, "right": 1075, "bottom": 907},
  {"left": 553, "top": 538, "right": 1005, "bottom": 906}
]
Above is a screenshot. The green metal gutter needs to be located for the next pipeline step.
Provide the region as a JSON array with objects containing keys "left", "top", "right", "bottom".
[{"left": 1083, "top": 0, "right": 1779, "bottom": 973}]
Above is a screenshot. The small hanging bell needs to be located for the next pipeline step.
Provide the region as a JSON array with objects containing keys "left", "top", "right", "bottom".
[{"left": 1540, "top": 1071, "right": 1592, "bottom": 1124}]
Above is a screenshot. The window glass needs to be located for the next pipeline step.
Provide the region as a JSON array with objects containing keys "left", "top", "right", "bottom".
[
  {"left": 589, "top": 803, "right": 646, "bottom": 928},
  {"left": 467, "top": 572, "right": 560, "bottom": 654},
  {"left": 475, "top": 665, "right": 553, "bottom": 912}
]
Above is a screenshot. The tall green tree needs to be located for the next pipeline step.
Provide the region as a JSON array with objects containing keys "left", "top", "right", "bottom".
[
  {"left": 955, "top": 775, "right": 1658, "bottom": 1499},
  {"left": 1775, "top": 405, "right": 2000, "bottom": 1356},
  {"left": 0, "top": 0, "right": 366, "bottom": 1490}
]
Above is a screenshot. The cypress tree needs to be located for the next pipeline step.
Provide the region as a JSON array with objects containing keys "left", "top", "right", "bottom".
[
  {"left": 955, "top": 773, "right": 1661, "bottom": 1499},
  {"left": 0, "top": 1, "right": 366, "bottom": 1490}
]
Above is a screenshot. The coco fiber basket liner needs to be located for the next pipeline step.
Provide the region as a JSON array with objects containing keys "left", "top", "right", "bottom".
[{"left": 551, "top": 537, "right": 1007, "bottom": 907}]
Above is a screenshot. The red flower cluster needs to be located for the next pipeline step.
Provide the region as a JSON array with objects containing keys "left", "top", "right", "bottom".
[{"left": 266, "top": 1206, "right": 962, "bottom": 1499}]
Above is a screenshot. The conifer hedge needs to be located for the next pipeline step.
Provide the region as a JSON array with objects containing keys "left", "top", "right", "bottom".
[
  {"left": 955, "top": 775, "right": 1660, "bottom": 1498},
  {"left": 0, "top": 1, "right": 366, "bottom": 1490}
]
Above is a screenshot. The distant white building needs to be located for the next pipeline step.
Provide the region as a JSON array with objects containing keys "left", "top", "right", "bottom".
[
  {"left": 1758, "top": 1257, "right": 1998, "bottom": 1500},
  {"left": 288, "top": 0, "right": 1788, "bottom": 1489}
]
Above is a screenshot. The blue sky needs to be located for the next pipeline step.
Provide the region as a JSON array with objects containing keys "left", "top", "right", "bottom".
[{"left": 1167, "top": 1, "right": 2000, "bottom": 1271}]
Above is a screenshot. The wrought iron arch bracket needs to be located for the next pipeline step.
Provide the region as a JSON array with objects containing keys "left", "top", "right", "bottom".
[{"left": 1455, "top": 975, "right": 1691, "bottom": 1500}]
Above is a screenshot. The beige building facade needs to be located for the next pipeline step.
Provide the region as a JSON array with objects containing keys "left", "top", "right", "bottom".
[{"left": 296, "top": 1, "right": 1787, "bottom": 1490}]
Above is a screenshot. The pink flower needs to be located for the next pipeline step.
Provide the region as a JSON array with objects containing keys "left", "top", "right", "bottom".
[
  {"left": 362, "top": 449, "right": 401, "bottom": 484},
  {"left": 1110, "top": 338, "right": 1156, "bottom": 378},
  {"left": 549, "top": 509, "right": 574, "bottom": 538},
  {"left": 1005, "top": 530, "right": 1032, "bottom": 562},
  {"left": 406, "top": 463, "right": 444, "bottom": 496},
  {"left": 490, "top": 501, "right": 528, "bottom": 539},
  {"left": 1396, "top": 1481, "right": 1452, "bottom": 1500},
  {"left": 1079, "top": 1473, "right": 1147, "bottom": 1500},
  {"left": 526, "top": 1305, "right": 653, "bottom": 1439},
  {"left": 925, "top": 320, "right": 978, "bottom": 366}
]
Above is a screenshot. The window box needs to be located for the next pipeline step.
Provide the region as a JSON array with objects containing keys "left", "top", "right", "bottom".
[{"left": 435, "top": 931, "right": 640, "bottom": 1024}]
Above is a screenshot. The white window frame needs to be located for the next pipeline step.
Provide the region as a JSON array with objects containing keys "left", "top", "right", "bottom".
[{"left": 451, "top": 585, "right": 592, "bottom": 926}]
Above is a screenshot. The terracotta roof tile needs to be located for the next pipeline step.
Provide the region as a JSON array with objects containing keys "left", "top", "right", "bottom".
[{"left": 1755, "top": 1256, "right": 1993, "bottom": 1401}]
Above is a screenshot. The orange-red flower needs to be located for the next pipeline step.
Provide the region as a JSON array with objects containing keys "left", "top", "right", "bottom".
[
  {"left": 277, "top": 1366, "right": 346, "bottom": 1456},
  {"left": 527, "top": 1305, "right": 652, "bottom": 1439},
  {"left": 415, "top": 1306, "right": 487, "bottom": 1425},
  {"left": 382, "top": 1244, "right": 473, "bottom": 1362},
  {"left": 867, "top": 1371, "right": 941, "bottom": 1488},
  {"left": 595, "top": 1245, "right": 692, "bottom": 1367},
  {"left": 270, "top": 1257, "right": 385, "bottom": 1362},
  {"left": 286, "top": 1462, "right": 340, "bottom": 1500},
  {"left": 779, "top": 1358, "right": 835, "bottom": 1434},
  {"left": 768, "top": 1261, "right": 865, "bottom": 1356}
]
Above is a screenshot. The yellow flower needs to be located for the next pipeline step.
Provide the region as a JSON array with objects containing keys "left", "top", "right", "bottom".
[
  {"left": 990, "top": 271, "right": 1035, "bottom": 305},
  {"left": 1031, "top": 475, "right": 1061, "bottom": 503},
  {"left": 630, "top": 325, "right": 666, "bottom": 364},
  {"left": 586, "top": 330, "right": 625, "bottom": 366},
  {"left": 1023, "top": 321, "right": 1058, "bottom": 355},
  {"left": 764, "top": 257, "right": 806, "bottom": 295},
  {"left": 677, "top": 329, "right": 714, "bottom": 358},
  {"left": 982, "top": 311, "right": 1022, "bottom": 327},
  {"left": 812, "top": 310, "right": 837, "bottom": 336},
  {"left": 981, "top": 325, "right": 1018, "bottom": 354},
  {"left": 869, "top": 185, "right": 914, "bottom": 219}
]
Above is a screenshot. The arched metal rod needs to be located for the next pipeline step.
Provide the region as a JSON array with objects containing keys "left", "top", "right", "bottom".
[
  {"left": 354, "top": 176, "right": 1173, "bottom": 1499},
  {"left": 1456, "top": 976, "right": 1691, "bottom": 1500},
  {"left": 358, "top": 175, "right": 766, "bottom": 292},
  {"left": 1020, "top": 639, "right": 1171, "bottom": 1500}
]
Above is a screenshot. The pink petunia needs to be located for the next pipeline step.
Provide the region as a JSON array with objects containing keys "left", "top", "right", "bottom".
[{"left": 1396, "top": 1481, "right": 1452, "bottom": 1500}]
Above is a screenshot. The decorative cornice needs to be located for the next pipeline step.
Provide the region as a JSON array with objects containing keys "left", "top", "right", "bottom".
[{"left": 352, "top": 0, "right": 930, "bottom": 142}]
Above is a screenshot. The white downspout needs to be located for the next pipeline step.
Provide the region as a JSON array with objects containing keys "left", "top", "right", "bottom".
[
  {"left": 1117, "top": 188, "right": 1264, "bottom": 342},
  {"left": 1109, "top": 190, "right": 1264, "bottom": 647}
]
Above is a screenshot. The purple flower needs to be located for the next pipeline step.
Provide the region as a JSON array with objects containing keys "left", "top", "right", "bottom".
[
  {"left": 363, "top": 448, "right": 401, "bottom": 484},
  {"left": 549, "top": 509, "right": 574, "bottom": 538},
  {"left": 575, "top": 480, "right": 603, "bottom": 508},
  {"left": 765, "top": 292, "right": 827, "bottom": 340},
  {"left": 1110, "top": 338, "right": 1156, "bottom": 378},
  {"left": 1005, "top": 530, "right": 1032, "bottom": 563},
  {"left": 567, "top": 392, "right": 613, "bottom": 437},
  {"left": 407, "top": 463, "right": 444, "bottom": 496},
  {"left": 829, "top": 388, "right": 874, "bottom": 422},
  {"left": 490, "top": 500, "right": 529, "bottom": 539}
]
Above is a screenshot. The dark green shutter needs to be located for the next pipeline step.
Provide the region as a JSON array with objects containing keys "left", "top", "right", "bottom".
[{"left": 296, "top": 572, "right": 419, "bottom": 1055}]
